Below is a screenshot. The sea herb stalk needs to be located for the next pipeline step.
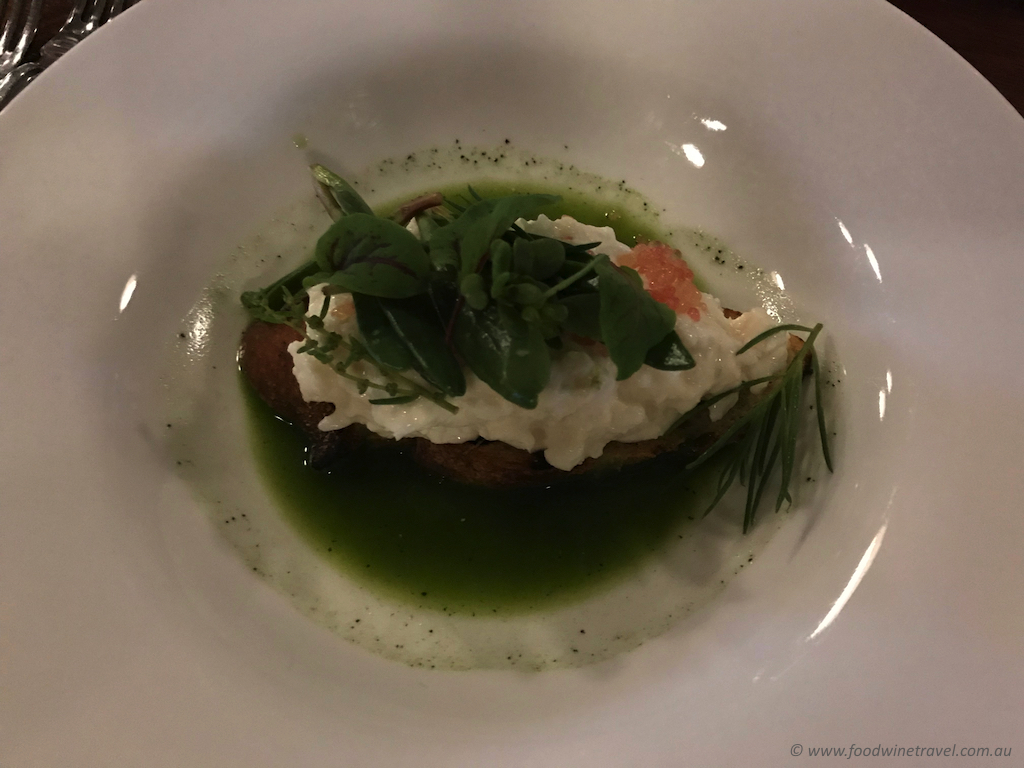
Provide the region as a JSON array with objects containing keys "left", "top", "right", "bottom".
[{"left": 686, "top": 323, "right": 832, "bottom": 532}]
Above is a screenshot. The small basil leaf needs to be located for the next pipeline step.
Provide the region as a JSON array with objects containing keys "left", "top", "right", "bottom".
[
  {"left": 353, "top": 293, "right": 416, "bottom": 371},
  {"left": 378, "top": 296, "right": 467, "bottom": 397},
  {"left": 595, "top": 259, "right": 676, "bottom": 380},
  {"left": 454, "top": 302, "right": 550, "bottom": 409},
  {"left": 315, "top": 213, "right": 430, "bottom": 298},
  {"left": 645, "top": 330, "right": 695, "bottom": 371},
  {"left": 559, "top": 292, "right": 603, "bottom": 340}
]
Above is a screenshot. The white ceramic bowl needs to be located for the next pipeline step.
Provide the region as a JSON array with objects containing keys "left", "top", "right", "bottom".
[{"left": 1, "top": 1, "right": 1022, "bottom": 765}]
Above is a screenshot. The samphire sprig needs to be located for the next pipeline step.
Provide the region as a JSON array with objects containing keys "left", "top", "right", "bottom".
[{"left": 685, "top": 323, "right": 833, "bottom": 532}]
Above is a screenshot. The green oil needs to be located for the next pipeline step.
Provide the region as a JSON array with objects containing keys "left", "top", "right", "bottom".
[
  {"left": 379, "top": 179, "right": 670, "bottom": 249},
  {"left": 244, "top": 382, "right": 725, "bottom": 616},
  {"left": 244, "top": 182, "right": 718, "bottom": 616}
]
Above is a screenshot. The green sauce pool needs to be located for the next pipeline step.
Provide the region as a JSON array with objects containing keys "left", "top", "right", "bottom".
[{"left": 244, "top": 382, "right": 724, "bottom": 616}]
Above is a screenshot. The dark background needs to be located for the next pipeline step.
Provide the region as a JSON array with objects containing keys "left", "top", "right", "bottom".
[{"left": 27, "top": 0, "right": 1024, "bottom": 117}]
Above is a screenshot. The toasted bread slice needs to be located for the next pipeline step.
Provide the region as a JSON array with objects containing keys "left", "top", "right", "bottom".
[{"left": 238, "top": 321, "right": 804, "bottom": 486}]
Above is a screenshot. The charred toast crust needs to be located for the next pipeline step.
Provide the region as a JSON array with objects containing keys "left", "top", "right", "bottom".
[
  {"left": 238, "top": 322, "right": 369, "bottom": 468},
  {"left": 239, "top": 320, "right": 805, "bottom": 486}
]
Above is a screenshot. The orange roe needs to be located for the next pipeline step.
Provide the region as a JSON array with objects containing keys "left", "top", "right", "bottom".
[
  {"left": 329, "top": 293, "right": 356, "bottom": 322},
  {"left": 617, "top": 242, "right": 706, "bottom": 321}
]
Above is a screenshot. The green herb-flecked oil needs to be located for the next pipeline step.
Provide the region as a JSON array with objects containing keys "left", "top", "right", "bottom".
[
  {"left": 244, "top": 381, "right": 725, "bottom": 616},
  {"left": 244, "top": 181, "right": 717, "bottom": 616},
  {"left": 380, "top": 179, "right": 669, "bottom": 249}
]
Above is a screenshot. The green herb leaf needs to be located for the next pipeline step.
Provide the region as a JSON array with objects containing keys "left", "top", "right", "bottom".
[
  {"left": 241, "top": 289, "right": 287, "bottom": 324},
  {"left": 427, "top": 273, "right": 459, "bottom": 326},
  {"left": 644, "top": 330, "right": 695, "bottom": 371},
  {"left": 459, "top": 273, "right": 489, "bottom": 310},
  {"left": 595, "top": 259, "right": 676, "bottom": 380},
  {"left": 353, "top": 292, "right": 417, "bottom": 371},
  {"left": 541, "top": 302, "right": 568, "bottom": 324},
  {"left": 558, "top": 292, "right": 603, "bottom": 340},
  {"left": 453, "top": 301, "right": 551, "bottom": 409},
  {"left": 413, "top": 213, "right": 440, "bottom": 242},
  {"left": 249, "top": 288, "right": 459, "bottom": 414},
  {"left": 314, "top": 213, "right": 430, "bottom": 298},
  {"left": 377, "top": 296, "right": 467, "bottom": 397},
  {"left": 489, "top": 240, "right": 514, "bottom": 299},
  {"left": 513, "top": 237, "right": 565, "bottom": 281},
  {"left": 240, "top": 259, "right": 318, "bottom": 321},
  {"left": 504, "top": 280, "right": 545, "bottom": 306},
  {"left": 428, "top": 194, "right": 559, "bottom": 278},
  {"left": 310, "top": 164, "right": 374, "bottom": 217}
]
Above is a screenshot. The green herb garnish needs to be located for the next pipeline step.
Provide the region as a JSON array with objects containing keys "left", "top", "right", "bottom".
[
  {"left": 244, "top": 164, "right": 691, "bottom": 410},
  {"left": 308, "top": 213, "right": 431, "bottom": 299},
  {"left": 685, "top": 323, "right": 833, "bottom": 532}
]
